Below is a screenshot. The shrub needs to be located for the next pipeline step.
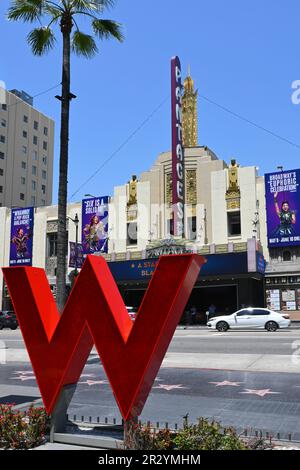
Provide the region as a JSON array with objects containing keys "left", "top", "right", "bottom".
[
  {"left": 124, "top": 418, "right": 273, "bottom": 451},
  {"left": 0, "top": 404, "right": 49, "bottom": 449}
]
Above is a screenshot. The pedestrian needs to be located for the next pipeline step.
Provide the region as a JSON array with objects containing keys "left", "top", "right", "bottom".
[
  {"left": 184, "top": 308, "right": 191, "bottom": 329},
  {"left": 208, "top": 304, "right": 217, "bottom": 316},
  {"left": 190, "top": 306, "right": 197, "bottom": 325}
]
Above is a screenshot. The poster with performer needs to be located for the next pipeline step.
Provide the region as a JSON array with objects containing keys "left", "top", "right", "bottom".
[
  {"left": 69, "top": 242, "right": 84, "bottom": 269},
  {"left": 9, "top": 207, "right": 34, "bottom": 266},
  {"left": 82, "top": 196, "right": 109, "bottom": 255},
  {"left": 265, "top": 169, "right": 300, "bottom": 247}
]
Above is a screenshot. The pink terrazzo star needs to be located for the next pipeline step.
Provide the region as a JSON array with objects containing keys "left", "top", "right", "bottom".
[
  {"left": 209, "top": 380, "right": 244, "bottom": 387},
  {"left": 240, "top": 389, "right": 281, "bottom": 397}
]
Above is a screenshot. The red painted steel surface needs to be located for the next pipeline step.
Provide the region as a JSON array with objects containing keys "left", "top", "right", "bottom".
[{"left": 2, "top": 254, "right": 204, "bottom": 420}]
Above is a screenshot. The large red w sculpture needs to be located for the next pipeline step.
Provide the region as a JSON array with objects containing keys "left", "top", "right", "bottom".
[{"left": 2, "top": 254, "right": 204, "bottom": 421}]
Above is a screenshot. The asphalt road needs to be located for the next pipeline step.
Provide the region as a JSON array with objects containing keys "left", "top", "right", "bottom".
[
  {"left": 1, "top": 326, "right": 300, "bottom": 354},
  {"left": 2, "top": 327, "right": 300, "bottom": 441}
]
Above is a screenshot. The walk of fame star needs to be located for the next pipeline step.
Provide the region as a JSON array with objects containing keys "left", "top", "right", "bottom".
[
  {"left": 240, "top": 389, "right": 281, "bottom": 397},
  {"left": 209, "top": 380, "right": 244, "bottom": 387}
]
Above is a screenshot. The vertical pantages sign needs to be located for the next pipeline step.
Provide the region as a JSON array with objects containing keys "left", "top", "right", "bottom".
[
  {"left": 265, "top": 169, "right": 300, "bottom": 247},
  {"left": 171, "top": 56, "right": 184, "bottom": 237},
  {"left": 9, "top": 207, "right": 34, "bottom": 266},
  {"left": 82, "top": 196, "right": 109, "bottom": 256}
]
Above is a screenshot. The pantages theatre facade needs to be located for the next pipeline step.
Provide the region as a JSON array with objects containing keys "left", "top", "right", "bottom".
[{"left": 1, "top": 64, "right": 300, "bottom": 321}]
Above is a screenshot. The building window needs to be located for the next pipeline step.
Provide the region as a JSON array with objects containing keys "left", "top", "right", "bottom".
[
  {"left": 32, "top": 150, "right": 38, "bottom": 161},
  {"left": 20, "top": 193, "right": 25, "bottom": 201},
  {"left": 42, "top": 155, "right": 47, "bottom": 165},
  {"left": 227, "top": 211, "right": 241, "bottom": 236},
  {"left": 42, "top": 184, "right": 46, "bottom": 194},
  {"left": 283, "top": 250, "right": 292, "bottom": 262},
  {"left": 23, "top": 115, "right": 28, "bottom": 123},
  {"left": 43, "top": 141, "right": 47, "bottom": 151},
  {"left": 34, "top": 121, "right": 38, "bottom": 130},
  {"left": 0, "top": 169, "right": 4, "bottom": 176},
  {"left": 1, "top": 104, "right": 7, "bottom": 111},
  {"left": 22, "top": 145, "right": 27, "bottom": 154},
  {"left": 187, "top": 216, "right": 197, "bottom": 241},
  {"left": 167, "top": 217, "right": 174, "bottom": 237},
  {"left": 21, "top": 177, "right": 25, "bottom": 185},
  {"left": 31, "top": 196, "right": 36, "bottom": 206},
  {"left": 21, "top": 161, "right": 26, "bottom": 169},
  {"left": 44, "top": 127, "right": 48, "bottom": 136},
  {"left": 33, "top": 136, "right": 38, "bottom": 145},
  {"left": 0, "top": 152, "right": 4, "bottom": 159},
  {"left": 32, "top": 166, "right": 37, "bottom": 176},
  {"left": 23, "top": 130, "right": 27, "bottom": 138},
  {"left": 32, "top": 180, "right": 36, "bottom": 191},
  {"left": 41, "top": 199, "right": 46, "bottom": 206},
  {"left": 47, "top": 232, "right": 58, "bottom": 257},
  {"left": 0, "top": 186, "right": 3, "bottom": 193},
  {"left": 0, "top": 135, "right": 5, "bottom": 143},
  {"left": 42, "top": 170, "right": 47, "bottom": 179},
  {"left": 1, "top": 119, "right": 6, "bottom": 127},
  {"left": 127, "top": 222, "right": 137, "bottom": 246}
]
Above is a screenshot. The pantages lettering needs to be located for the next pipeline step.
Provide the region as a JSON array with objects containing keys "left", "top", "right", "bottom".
[{"left": 171, "top": 56, "right": 184, "bottom": 237}]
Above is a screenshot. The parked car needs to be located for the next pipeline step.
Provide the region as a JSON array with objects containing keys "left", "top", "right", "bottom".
[
  {"left": 207, "top": 308, "right": 290, "bottom": 332},
  {"left": 0, "top": 311, "right": 18, "bottom": 330},
  {"left": 126, "top": 306, "right": 137, "bottom": 322}
]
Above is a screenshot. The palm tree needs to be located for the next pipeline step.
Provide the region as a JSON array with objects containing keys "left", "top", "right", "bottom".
[{"left": 7, "top": 1, "right": 123, "bottom": 313}]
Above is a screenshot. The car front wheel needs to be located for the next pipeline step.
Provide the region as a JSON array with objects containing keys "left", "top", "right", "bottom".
[
  {"left": 216, "top": 321, "right": 229, "bottom": 332},
  {"left": 265, "top": 321, "right": 278, "bottom": 332}
]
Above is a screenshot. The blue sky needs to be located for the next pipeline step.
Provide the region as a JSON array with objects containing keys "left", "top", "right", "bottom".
[{"left": 1, "top": 0, "right": 300, "bottom": 204}]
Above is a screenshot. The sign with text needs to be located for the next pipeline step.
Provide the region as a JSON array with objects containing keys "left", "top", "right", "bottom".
[
  {"left": 9, "top": 207, "right": 34, "bottom": 266},
  {"left": 82, "top": 196, "right": 109, "bottom": 255},
  {"left": 171, "top": 56, "right": 184, "bottom": 237},
  {"left": 265, "top": 169, "right": 300, "bottom": 247}
]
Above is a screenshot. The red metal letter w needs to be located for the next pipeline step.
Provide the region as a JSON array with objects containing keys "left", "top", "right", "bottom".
[{"left": 2, "top": 254, "right": 204, "bottom": 421}]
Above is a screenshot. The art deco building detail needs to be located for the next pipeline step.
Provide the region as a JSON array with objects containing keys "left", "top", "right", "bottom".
[
  {"left": 182, "top": 68, "right": 198, "bottom": 147},
  {"left": 186, "top": 170, "right": 197, "bottom": 205},
  {"left": 226, "top": 159, "right": 241, "bottom": 210}
]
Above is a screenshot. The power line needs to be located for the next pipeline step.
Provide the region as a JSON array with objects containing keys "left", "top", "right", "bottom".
[
  {"left": 2, "top": 83, "right": 61, "bottom": 109},
  {"left": 198, "top": 93, "right": 300, "bottom": 151},
  {"left": 70, "top": 95, "right": 170, "bottom": 200}
]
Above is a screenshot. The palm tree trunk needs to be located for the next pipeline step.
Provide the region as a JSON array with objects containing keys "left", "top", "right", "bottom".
[{"left": 56, "top": 19, "right": 72, "bottom": 313}]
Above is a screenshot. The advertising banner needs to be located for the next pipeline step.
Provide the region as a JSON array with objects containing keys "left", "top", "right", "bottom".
[
  {"left": 69, "top": 242, "right": 84, "bottom": 269},
  {"left": 171, "top": 56, "right": 184, "bottom": 237},
  {"left": 9, "top": 207, "right": 34, "bottom": 266},
  {"left": 82, "top": 196, "right": 109, "bottom": 255},
  {"left": 265, "top": 169, "right": 300, "bottom": 247}
]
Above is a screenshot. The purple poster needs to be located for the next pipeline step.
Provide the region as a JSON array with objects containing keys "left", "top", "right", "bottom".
[
  {"left": 69, "top": 242, "right": 84, "bottom": 269},
  {"left": 9, "top": 207, "right": 34, "bottom": 266},
  {"left": 82, "top": 196, "right": 109, "bottom": 256},
  {"left": 265, "top": 169, "right": 300, "bottom": 247},
  {"left": 171, "top": 56, "right": 184, "bottom": 238}
]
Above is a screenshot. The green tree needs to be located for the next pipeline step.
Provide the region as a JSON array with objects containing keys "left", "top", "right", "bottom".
[{"left": 7, "top": 0, "right": 123, "bottom": 312}]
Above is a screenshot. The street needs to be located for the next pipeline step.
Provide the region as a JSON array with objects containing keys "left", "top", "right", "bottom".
[{"left": 1, "top": 327, "right": 300, "bottom": 440}]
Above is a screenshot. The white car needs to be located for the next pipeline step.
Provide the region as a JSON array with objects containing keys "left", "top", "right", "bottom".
[{"left": 207, "top": 308, "right": 291, "bottom": 332}]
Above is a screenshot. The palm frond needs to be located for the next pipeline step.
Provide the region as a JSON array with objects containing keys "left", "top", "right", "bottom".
[
  {"left": 27, "top": 26, "right": 56, "bottom": 55},
  {"left": 72, "top": 30, "right": 98, "bottom": 57},
  {"left": 70, "top": 1, "right": 115, "bottom": 13},
  {"left": 44, "top": 4, "right": 63, "bottom": 19},
  {"left": 7, "top": 0, "right": 44, "bottom": 22},
  {"left": 92, "top": 19, "right": 123, "bottom": 42}
]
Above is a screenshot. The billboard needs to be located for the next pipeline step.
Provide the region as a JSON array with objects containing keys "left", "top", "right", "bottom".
[
  {"left": 265, "top": 169, "right": 300, "bottom": 247},
  {"left": 171, "top": 56, "right": 184, "bottom": 237},
  {"left": 82, "top": 196, "right": 109, "bottom": 255},
  {"left": 9, "top": 207, "right": 34, "bottom": 266},
  {"left": 69, "top": 242, "right": 84, "bottom": 269}
]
